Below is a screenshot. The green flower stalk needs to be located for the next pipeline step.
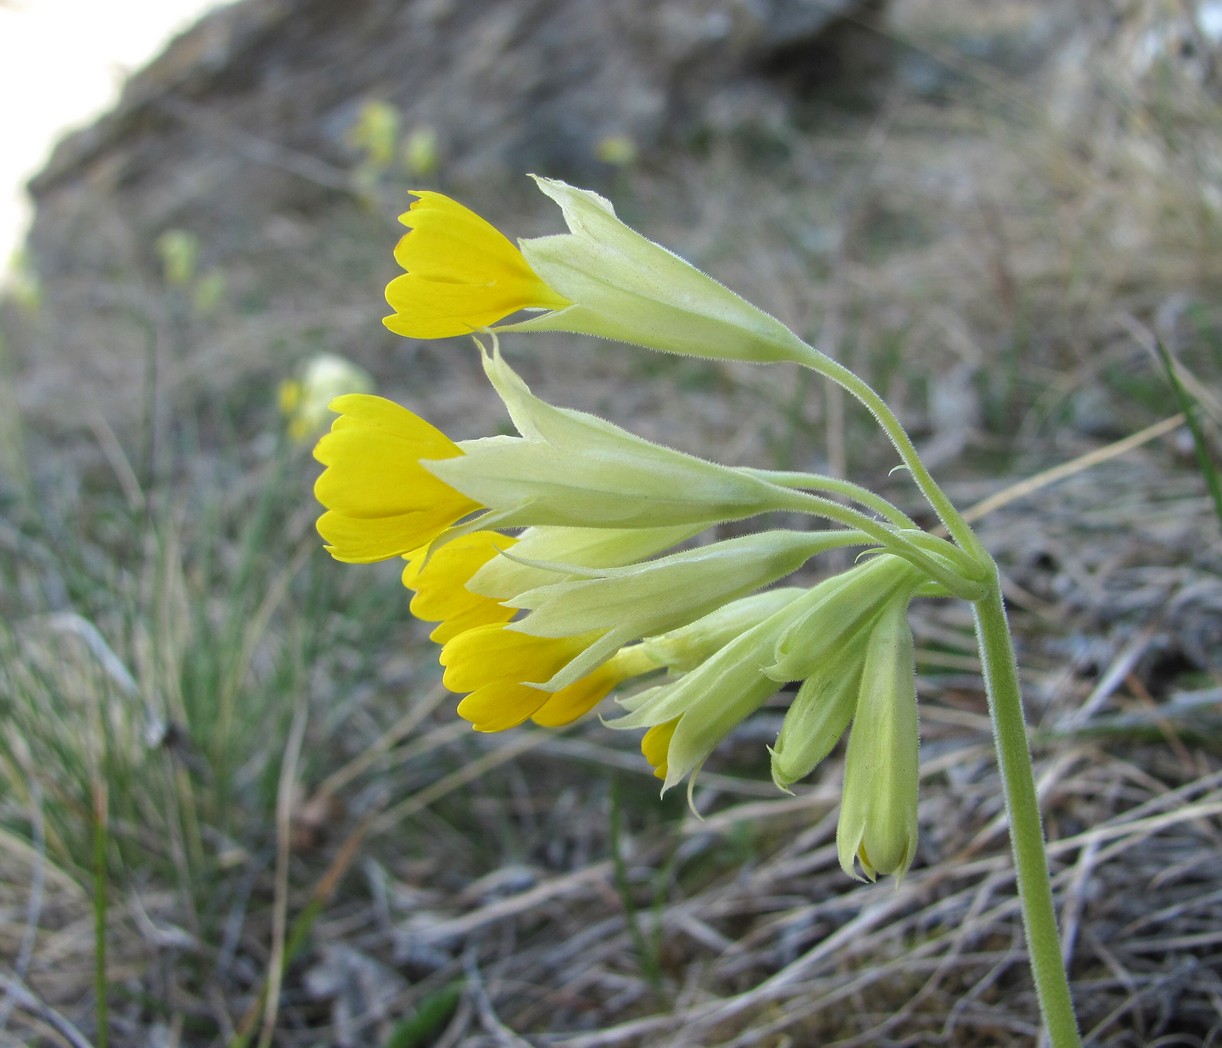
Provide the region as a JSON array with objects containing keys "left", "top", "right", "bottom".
[{"left": 315, "top": 177, "right": 1084, "bottom": 1046}]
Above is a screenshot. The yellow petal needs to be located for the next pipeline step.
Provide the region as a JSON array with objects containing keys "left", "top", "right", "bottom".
[
  {"left": 529, "top": 663, "right": 622, "bottom": 727},
  {"left": 383, "top": 191, "right": 569, "bottom": 339},
  {"left": 440, "top": 625, "right": 588, "bottom": 693},
  {"left": 456, "top": 680, "right": 552, "bottom": 732},
  {"left": 641, "top": 720, "right": 678, "bottom": 781},
  {"left": 325, "top": 393, "right": 458, "bottom": 454},
  {"left": 313, "top": 394, "right": 480, "bottom": 562},
  {"left": 402, "top": 532, "right": 517, "bottom": 643},
  {"left": 317, "top": 506, "right": 473, "bottom": 564}
]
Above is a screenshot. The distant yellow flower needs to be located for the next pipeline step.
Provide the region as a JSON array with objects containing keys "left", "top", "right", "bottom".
[
  {"left": 314, "top": 394, "right": 480, "bottom": 563},
  {"left": 384, "top": 191, "right": 571, "bottom": 339},
  {"left": 279, "top": 353, "right": 374, "bottom": 443}
]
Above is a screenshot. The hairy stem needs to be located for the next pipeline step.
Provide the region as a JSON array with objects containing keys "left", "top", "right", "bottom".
[
  {"left": 783, "top": 340, "right": 988, "bottom": 562},
  {"left": 768, "top": 485, "right": 985, "bottom": 599},
  {"left": 740, "top": 467, "right": 919, "bottom": 530},
  {"left": 973, "top": 580, "right": 1082, "bottom": 1047}
]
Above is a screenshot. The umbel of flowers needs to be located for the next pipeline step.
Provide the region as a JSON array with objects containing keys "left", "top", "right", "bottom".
[
  {"left": 317, "top": 340, "right": 963, "bottom": 880},
  {"left": 313, "top": 177, "right": 1082, "bottom": 1042}
]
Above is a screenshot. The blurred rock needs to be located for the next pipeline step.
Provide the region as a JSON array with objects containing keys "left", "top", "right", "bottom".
[
  {"left": 26, "top": 0, "right": 882, "bottom": 271},
  {"left": 10, "top": 0, "right": 885, "bottom": 437}
]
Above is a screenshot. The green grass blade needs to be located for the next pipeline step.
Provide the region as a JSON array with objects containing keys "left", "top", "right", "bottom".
[{"left": 1155, "top": 340, "right": 1222, "bottom": 531}]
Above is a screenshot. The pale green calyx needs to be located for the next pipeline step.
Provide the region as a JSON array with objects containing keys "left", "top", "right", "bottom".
[
  {"left": 836, "top": 598, "right": 920, "bottom": 882},
  {"left": 501, "top": 177, "right": 818, "bottom": 366},
  {"left": 469, "top": 523, "right": 705, "bottom": 600},
  {"left": 767, "top": 555, "right": 923, "bottom": 682},
  {"left": 608, "top": 596, "right": 812, "bottom": 792},
  {"left": 427, "top": 345, "right": 813, "bottom": 531},
  {"left": 638, "top": 587, "right": 808, "bottom": 673},
  {"left": 508, "top": 529, "right": 864, "bottom": 689}
]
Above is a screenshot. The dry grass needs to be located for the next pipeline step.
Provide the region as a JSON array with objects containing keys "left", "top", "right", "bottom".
[{"left": 2, "top": 1, "right": 1221, "bottom": 1045}]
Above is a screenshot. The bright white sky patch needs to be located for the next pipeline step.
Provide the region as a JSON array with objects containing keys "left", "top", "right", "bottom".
[{"left": 0, "top": 0, "right": 221, "bottom": 279}]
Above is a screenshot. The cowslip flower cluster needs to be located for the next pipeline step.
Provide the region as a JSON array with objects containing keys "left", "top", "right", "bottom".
[
  {"left": 314, "top": 176, "right": 1087, "bottom": 1046},
  {"left": 314, "top": 177, "right": 987, "bottom": 882}
]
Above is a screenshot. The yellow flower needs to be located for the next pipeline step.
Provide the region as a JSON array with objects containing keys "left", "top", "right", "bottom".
[
  {"left": 440, "top": 623, "right": 646, "bottom": 731},
  {"left": 401, "top": 531, "right": 517, "bottom": 643},
  {"left": 381, "top": 178, "right": 816, "bottom": 365},
  {"left": 315, "top": 350, "right": 800, "bottom": 565},
  {"left": 397, "top": 525, "right": 671, "bottom": 730},
  {"left": 384, "top": 191, "right": 571, "bottom": 339},
  {"left": 314, "top": 394, "right": 480, "bottom": 563}
]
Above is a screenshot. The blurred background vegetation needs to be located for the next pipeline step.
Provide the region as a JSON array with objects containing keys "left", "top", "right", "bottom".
[{"left": 1, "top": 1, "right": 1220, "bottom": 1045}]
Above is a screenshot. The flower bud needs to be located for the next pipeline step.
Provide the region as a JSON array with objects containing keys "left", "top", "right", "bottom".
[
  {"left": 767, "top": 555, "right": 920, "bottom": 682},
  {"left": 836, "top": 599, "right": 920, "bottom": 882},
  {"left": 768, "top": 663, "right": 863, "bottom": 792}
]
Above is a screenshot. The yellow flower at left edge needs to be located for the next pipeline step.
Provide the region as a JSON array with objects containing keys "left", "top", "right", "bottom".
[
  {"left": 314, "top": 407, "right": 664, "bottom": 732},
  {"left": 383, "top": 190, "right": 572, "bottom": 339},
  {"left": 314, "top": 394, "right": 481, "bottom": 563},
  {"left": 401, "top": 530, "right": 665, "bottom": 731}
]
